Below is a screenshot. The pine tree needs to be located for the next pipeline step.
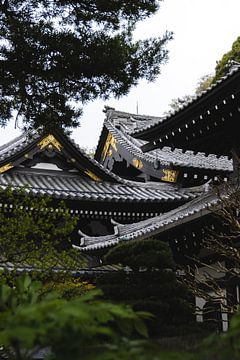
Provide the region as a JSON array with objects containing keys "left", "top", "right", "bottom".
[{"left": 0, "top": 0, "right": 172, "bottom": 131}]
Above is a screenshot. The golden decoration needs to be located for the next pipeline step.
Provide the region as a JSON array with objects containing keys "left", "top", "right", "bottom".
[
  {"left": 161, "top": 169, "right": 178, "bottom": 183},
  {"left": 84, "top": 169, "right": 101, "bottom": 182},
  {"left": 108, "top": 149, "right": 113, "bottom": 157},
  {"left": 102, "top": 133, "right": 117, "bottom": 160},
  {"left": 0, "top": 163, "right": 13, "bottom": 174},
  {"left": 132, "top": 158, "right": 143, "bottom": 169},
  {"left": 24, "top": 153, "right": 29, "bottom": 159},
  {"left": 38, "top": 134, "right": 62, "bottom": 151},
  {"left": 111, "top": 136, "right": 117, "bottom": 151}
]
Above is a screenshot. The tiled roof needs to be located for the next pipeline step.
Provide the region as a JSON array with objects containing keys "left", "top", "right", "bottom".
[
  {"left": 105, "top": 118, "right": 232, "bottom": 172},
  {"left": 76, "top": 190, "right": 218, "bottom": 251},
  {"left": 0, "top": 259, "right": 122, "bottom": 274},
  {"left": 57, "top": 129, "right": 129, "bottom": 184},
  {"left": 0, "top": 131, "right": 39, "bottom": 162},
  {"left": 129, "top": 65, "right": 240, "bottom": 137},
  {"left": 104, "top": 107, "right": 162, "bottom": 134},
  {"left": 0, "top": 168, "right": 202, "bottom": 203},
  {"left": 148, "top": 147, "right": 232, "bottom": 172},
  {"left": 0, "top": 129, "right": 130, "bottom": 184}
]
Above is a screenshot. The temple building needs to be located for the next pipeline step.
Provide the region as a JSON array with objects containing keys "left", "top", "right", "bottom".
[{"left": 1, "top": 63, "right": 240, "bottom": 330}]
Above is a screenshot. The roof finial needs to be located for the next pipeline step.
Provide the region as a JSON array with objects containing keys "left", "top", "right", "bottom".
[
  {"left": 136, "top": 101, "right": 139, "bottom": 115},
  {"left": 103, "top": 105, "right": 115, "bottom": 113}
]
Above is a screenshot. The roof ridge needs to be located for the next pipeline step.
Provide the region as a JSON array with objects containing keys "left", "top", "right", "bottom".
[
  {"left": 130, "top": 65, "right": 240, "bottom": 136},
  {"left": 0, "top": 131, "right": 27, "bottom": 152},
  {"left": 104, "top": 106, "right": 163, "bottom": 121}
]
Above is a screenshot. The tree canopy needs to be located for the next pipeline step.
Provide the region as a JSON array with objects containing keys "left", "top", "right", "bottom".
[
  {"left": 168, "top": 35, "right": 240, "bottom": 113},
  {"left": 214, "top": 36, "right": 240, "bottom": 81},
  {"left": 0, "top": 0, "right": 172, "bottom": 131},
  {"left": 0, "top": 186, "right": 86, "bottom": 273},
  {"left": 104, "top": 238, "right": 175, "bottom": 271}
]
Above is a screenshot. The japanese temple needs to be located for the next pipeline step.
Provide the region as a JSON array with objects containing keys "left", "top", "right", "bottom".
[
  {"left": 0, "top": 64, "right": 240, "bottom": 254},
  {"left": 1, "top": 62, "right": 240, "bottom": 329}
]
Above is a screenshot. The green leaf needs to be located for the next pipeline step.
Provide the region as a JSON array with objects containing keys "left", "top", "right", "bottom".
[
  {"left": 0, "top": 284, "right": 11, "bottom": 305},
  {"left": 134, "top": 317, "right": 149, "bottom": 338},
  {"left": 16, "top": 274, "right": 32, "bottom": 293}
]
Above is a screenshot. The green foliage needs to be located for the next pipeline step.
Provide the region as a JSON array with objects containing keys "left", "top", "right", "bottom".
[
  {"left": 83, "top": 339, "right": 194, "bottom": 360},
  {"left": 0, "top": 274, "right": 153, "bottom": 360},
  {"left": 0, "top": 0, "right": 172, "bottom": 131},
  {"left": 97, "top": 271, "right": 193, "bottom": 337},
  {"left": 104, "top": 238, "right": 175, "bottom": 271},
  {"left": 42, "top": 276, "right": 95, "bottom": 299},
  {"left": 168, "top": 95, "right": 194, "bottom": 112},
  {"left": 195, "top": 74, "right": 214, "bottom": 95},
  {"left": 168, "top": 73, "right": 214, "bottom": 113},
  {"left": 99, "top": 239, "right": 194, "bottom": 337},
  {"left": 214, "top": 36, "right": 240, "bottom": 81},
  {"left": 0, "top": 186, "right": 86, "bottom": 274}
]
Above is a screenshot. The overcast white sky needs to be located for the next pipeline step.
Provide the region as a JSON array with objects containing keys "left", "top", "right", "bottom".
[{"left": 1, "top": 0, "right": 240, "bottom": 148}]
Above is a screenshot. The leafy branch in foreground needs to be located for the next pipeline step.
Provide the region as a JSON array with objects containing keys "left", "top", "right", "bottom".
[{"left": 0, "top": 274, "right": 152, "bottom": 360}]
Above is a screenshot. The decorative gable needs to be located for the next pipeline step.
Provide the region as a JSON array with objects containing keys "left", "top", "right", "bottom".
[{"left": 0, "top": 131, "right": 122, "bottom": 183}]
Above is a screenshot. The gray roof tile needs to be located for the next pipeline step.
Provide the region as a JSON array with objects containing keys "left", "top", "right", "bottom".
[
  {"left": 0, "top": 168, "right": 201, "bottom": 203},
  {"left": 0, "top": 129, "right": 130, "bottom": 185},
  {"left": 0, "top": 131, "right": 39, "bottom": 162},
  {"left": 105, "top": 119, "right": 232, "bottom": 172},
  {"left": 78, "top": 190, "right": 218, "bottom": 251}
]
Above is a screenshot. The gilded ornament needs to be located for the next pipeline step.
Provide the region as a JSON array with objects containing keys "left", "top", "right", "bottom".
[
  {"left": 102, "top": 133, "right": 117, "bottom": 160},
  {"left": 132, "top": 158, "right": 143, "bottom": 169},
  {"left": 38, "top": 134, "right": 62, "bottom": 151},
  {"left": 84, "top": 169, "right": 101, "bottom": 182},
  {"left": 161, "top": 169, "right": 178, "bottom": 183},
  {"left": 111, "top": 136, "right": 117, "bottom": 151},
  {"left": 0, "top": 163, "right": 13, "bottom": 174}
]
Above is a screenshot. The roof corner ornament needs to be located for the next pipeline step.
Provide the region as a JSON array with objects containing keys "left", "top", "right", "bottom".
[
  {"left": 0, "top": 163, "right": 13, "bottom": 174},
  {"left": 78, "top": 229, "right": 87, "bottom": 237},
  {"left": 38, "top": 134, "right": 63, "bottom": 152},
  {"left": 113, "top": 225, "right": 119, "bottom": 235},
  {"left": 72, "top": 229, "right": 87, "bottom": 249},
  {"left": 80, "top": 237, "right": 85, "bottom": 246},
  {"left": 103, "top": 105, "right": 115, "bottom": 113},
  {"left": 111, "top": 218, "right": 124, "bottom": 235}
]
